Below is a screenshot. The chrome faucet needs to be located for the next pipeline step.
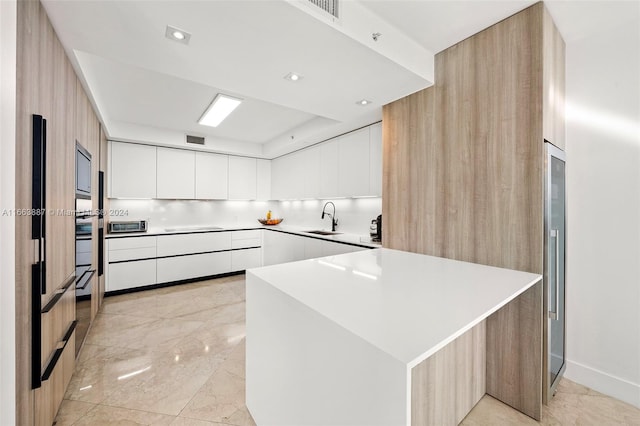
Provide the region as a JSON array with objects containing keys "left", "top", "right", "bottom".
[{"left": 321, "top": 201, "right": 338, "bottom": 232}]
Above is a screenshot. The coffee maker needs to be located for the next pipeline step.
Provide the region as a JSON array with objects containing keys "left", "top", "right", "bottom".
[{"left": 369, "top": 215, "right": 382, "bottom": 242}]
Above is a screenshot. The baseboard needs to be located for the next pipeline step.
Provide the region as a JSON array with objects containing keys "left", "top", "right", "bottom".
[{"left": 565, "top": 359, "right": 640, "bottom": 408}]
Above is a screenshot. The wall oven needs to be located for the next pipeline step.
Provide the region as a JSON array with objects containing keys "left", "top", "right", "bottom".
[{"left": 75, "top": 149, "right": 95, "bottom": 355}]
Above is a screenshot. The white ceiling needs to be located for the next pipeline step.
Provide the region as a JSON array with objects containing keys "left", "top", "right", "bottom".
[
  {"left": 41, "top": 0, "right": 432, "bottom": 152},
  {"left": 75, "top": 51, "right": 320, "bottom": 144},
  {"left": 40, "top": 0, "right": 639, "bottom": 157},
  {"left": 362, "top": 0, "right": 537, "bottom": 54},
  {"left": 361, "top": 0, "right": 640, "bottom": 52}
]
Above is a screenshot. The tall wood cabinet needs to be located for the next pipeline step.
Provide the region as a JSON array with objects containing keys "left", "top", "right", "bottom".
[
  {"left": 15, "top": 0, "right": 106, "bottom": 424},
  {"left": 383, "top": 2, "right": 564, "bottom": 420}
]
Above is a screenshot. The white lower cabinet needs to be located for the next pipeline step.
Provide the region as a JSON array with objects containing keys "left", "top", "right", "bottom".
[
  {"left": 157, "top": 232, "right": 232, "bottom": 257},
  {"left": 106, "top": 236, "right": 158, "bottom": 292},
  {"left": 157, "top": 251, "right": 231, "bottom": 283},
  {"left": 323, "top": 241, "right": 356, "bottom": 256},
  {"left": 263, "top": 231, "right": 370, "bottom": 264},
  {"left": 263, "top": 231, "right": 305, "bottom": 266},
  {"left": 106, "top": 230, "right": 368, "bottom": 292},
  {"left": 304, "top": 237, "right": 324, "bottom": 259},
  {"left": 232, "top": 248, "right": 262, "bottom": 272},
  {"left": 107, "top": 259, "right": 157, "bottom": 292},
  {"left": 231, "top": 230, "right": 262, "bottom": 249}
]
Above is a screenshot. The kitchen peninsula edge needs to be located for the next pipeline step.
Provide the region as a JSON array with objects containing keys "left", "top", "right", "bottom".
[{"left": 246, "top": 248, "right": 543, "bottom": 425}]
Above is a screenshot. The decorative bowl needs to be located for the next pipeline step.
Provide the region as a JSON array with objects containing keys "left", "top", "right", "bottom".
[{"left": 258, "top": 218, "right": 284, "bottom": 226}]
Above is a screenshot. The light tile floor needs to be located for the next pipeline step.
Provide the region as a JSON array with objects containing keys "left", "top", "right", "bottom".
[{"left": 55, "top": 275, "right": 640, "bottom": 425}]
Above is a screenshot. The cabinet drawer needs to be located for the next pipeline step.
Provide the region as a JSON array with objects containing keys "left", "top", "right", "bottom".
[
  {"left": 108, "top": 236, "right": 157, "bottom": 251},
  {"left": 157, "top": 251, "right": 231, "bottom": 283},
  {"left": 232, "top": 237, "right": 262, "bottom": 249},
  {"left": 107, "top": 259, "right": 157, "bottom": 292},
  {"left": 232, "top": 230, "right": 262, "bottom": 249},
  {"left": 232, "top": 230, "right": 262, "bottom": 240},
  {"left": 108, "top": 246, "right": 156, "bottom": 262},
  {"left": 34, "top": 327, "right": 75, "bottom": 426},
  {"left": 231, "top": 248, "right": 262, "bottom": 271},
  {"left": 156, "top": 232, "right": 232, "bottom": 257}
]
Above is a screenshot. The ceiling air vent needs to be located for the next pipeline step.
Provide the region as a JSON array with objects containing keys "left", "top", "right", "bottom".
[
  {"left": 308, "top": 0, "right": 339, "bottom": 18},
  {"left": 186, "top": 135, "right": 205, "bottom": 145}
]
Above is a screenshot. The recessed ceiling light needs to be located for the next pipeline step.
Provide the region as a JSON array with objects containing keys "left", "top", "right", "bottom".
[
  {"left": 284, "top": 72, "right": 304, "bottom": 82},
  {"left": 165, "top": 25, "right": 191, "bottom": 44},
  {"left": 357, "top": 99, "right": 372, "bottom": 106},
  {"left": 198, "top": 94, "right": 243, "bottom": 127}
]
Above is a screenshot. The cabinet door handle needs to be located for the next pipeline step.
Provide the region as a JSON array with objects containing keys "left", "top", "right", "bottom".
[{"left": 550, "top": 229, "right": 560, "bottom": 320}]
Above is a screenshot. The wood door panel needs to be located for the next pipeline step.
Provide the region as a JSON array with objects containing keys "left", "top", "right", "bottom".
[{"left": 15, "top": 0, "right": 105, "bottom": 423}]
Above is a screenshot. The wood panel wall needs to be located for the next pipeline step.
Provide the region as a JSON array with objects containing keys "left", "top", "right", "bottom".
[
  {"left": 486, "top": 282, "right": 542, "bottom": 419},
  {"left": 382, "top": 1, "right": 562, "bottom": 420},
  {"left": 411, "top": 321, "right": 486, "bottom": 426},
  {"left": 382, "top": 87, "right": 437, "bottom": 254},
  {"left": 15, "top": 0, "right": 105, "bottom": 423},
  {"left": 431, "top": 3, "right": 544, "bottom": 272},
  {"left": 543, "top": 6, "right": 566, "bottom": 150}
]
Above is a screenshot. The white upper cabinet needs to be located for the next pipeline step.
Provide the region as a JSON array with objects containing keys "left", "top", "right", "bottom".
[
  {"left": 271, "top": 154, "right": 300, "bottom": 200},
  {"left": 369, "top": 122, "right": 382, "bottom": 197},
  {"left": 109, "top": 142, "right": 157, "bottom": 198},
  {"left": 156, "top": 147, "right": 195, "bottom": 199},
  {"left": 228, "top": 156, "right": 257, "bottom": 200},
  {"left": 195, "top": 152, "right": 228, "bottom": 200},
  {"left": 288, "top": 150, "right": 305, "bottom": 200},
  {"left": 319, "top": 140, "right": 339, "bottom": 199},
  {"left": 256, "top": 159, "right": 271, "bottom": 200},
  {"left": 271, "top": 156, "right": 286, "bottom": 201},
  {"left": 303, "top": 146, "right": 321, "bottom": 199},
  {"left": 338, "top": 127, "right": 370, "bottom": 197},
  {"left": 269, "top": 123, "right": 380, "bottom": 200}
]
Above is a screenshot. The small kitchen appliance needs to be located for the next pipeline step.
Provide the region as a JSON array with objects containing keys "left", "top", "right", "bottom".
[
  {"left": 108, "top": 220, "right": 148, "bottom": 234},
  {"left": 370, "top": 215, "right": 382, "bottom": 242}
]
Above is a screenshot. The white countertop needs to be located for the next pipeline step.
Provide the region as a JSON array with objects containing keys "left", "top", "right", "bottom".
[
  {"left": 106, "top": 223, "right": 381, "bottom": 249},
  {"left": 249, "top": 248, "right": 541, "bottom": 367}
]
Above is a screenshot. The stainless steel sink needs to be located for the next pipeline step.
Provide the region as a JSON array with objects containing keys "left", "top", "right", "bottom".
[{"left": 305, "top": 230, "right": 342, "bottom": 236}]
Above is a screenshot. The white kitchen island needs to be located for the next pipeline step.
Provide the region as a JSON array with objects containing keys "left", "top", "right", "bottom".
[{"left": 246, "top": 248, "right": 543, "bottom": 426}]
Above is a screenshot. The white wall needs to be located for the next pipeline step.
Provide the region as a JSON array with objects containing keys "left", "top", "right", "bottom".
[
  {"left": 108, "top": 121, "right": 265, "bottom": 158},
  {"left": 276, "top": 198, "right": 381, "bottom": 236},
  {"left": 108, "top": 199, "right": 278, "bottom": 231},
  {"left": 108, "top": 197, "right": 381, "bottom": 237},
  {"left": 564, "top": 8, "right": 640, "bottom": 407},
  {"left": 0, "top": 0, "right": 17, "bottom": 423}
]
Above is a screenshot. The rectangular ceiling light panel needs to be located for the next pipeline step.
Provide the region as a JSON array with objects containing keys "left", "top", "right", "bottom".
[{"left": 198, "top": 94, "right": 242, "bottom": 127}]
